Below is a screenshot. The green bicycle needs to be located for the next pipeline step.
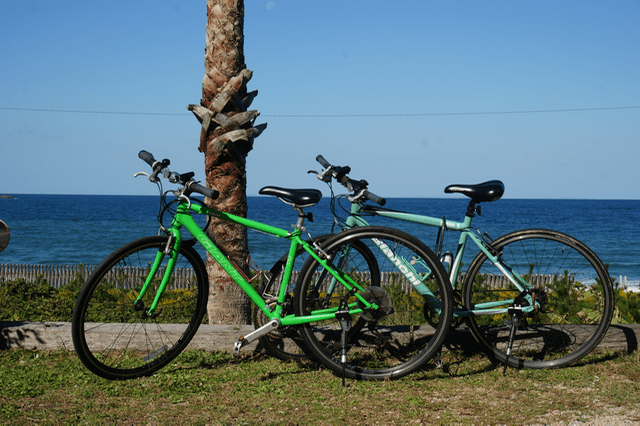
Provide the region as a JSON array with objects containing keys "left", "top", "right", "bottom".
[
  {"left": 71, "top": 151, "right": 454, "bottom": 381},
  {"left": 257, "top": 155, "right": 614, "bottom": 370}
]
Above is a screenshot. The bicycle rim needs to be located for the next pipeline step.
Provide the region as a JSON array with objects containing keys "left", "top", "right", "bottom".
[
  {"left": 294, "top": 226, "right": 453, "bottom": 380},
  {"left": 72, "top": 236, "right": 208, "bottom": 379},
  {"left": 462, "top": 229, "right": 614, "bottom": 369}
]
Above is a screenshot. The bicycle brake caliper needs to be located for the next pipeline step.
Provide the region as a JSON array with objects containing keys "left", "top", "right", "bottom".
[
  {"left": 163, "top": 234, "right": 175, "bottom": 255},
  {"left": 312, "top": 241, "right": 332, "bottom": 261}
]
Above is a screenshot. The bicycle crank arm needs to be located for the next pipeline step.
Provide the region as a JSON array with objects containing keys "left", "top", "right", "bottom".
[{"left": 233, "top": 318, "right": 281, "bottom": 357}]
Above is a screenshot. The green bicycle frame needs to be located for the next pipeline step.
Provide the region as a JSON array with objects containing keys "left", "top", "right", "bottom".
[
  {"left": 344, "top": 202, "right": 536, "bottom": 318},
  {"left": 134, "top": 200, "right": 380, "bottom": 325}
]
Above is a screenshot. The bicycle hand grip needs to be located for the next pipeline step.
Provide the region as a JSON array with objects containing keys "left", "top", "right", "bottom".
[
  {"left": 138, "top": 150, "right": 156, "bottom": 167},
  {"left": 364, "top": 190, "right": 386, "bottom": 206},
  {"left": 189, "top": 182, "right": 220, "bottom": 200},
  {"left": 316, "top": 155, "right": 331, "bottom": 168}
]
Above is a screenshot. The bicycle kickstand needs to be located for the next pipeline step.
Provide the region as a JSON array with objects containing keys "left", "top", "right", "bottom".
[
  {"left": 335, "top": 307, "right": 352, "bottom": 387},
  {"left": 503, "top": 306, "right": 522, "bottom": 374}
]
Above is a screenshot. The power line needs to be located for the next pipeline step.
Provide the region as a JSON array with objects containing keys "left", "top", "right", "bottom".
[
  {"left": 265, "top": 106, "right": 640, "bottom": 117},
  {"left": 0, "top": 105, "right": 638, "bottom": 117},
  {"left": 0, "top": 107, "right": 187, "bottom": 116}
]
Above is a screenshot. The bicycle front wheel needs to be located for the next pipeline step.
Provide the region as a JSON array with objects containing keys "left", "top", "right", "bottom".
[
  {"left": 294, "top": 226, "right": 453, "bottom": 380},
  {"left": 72, "top": 236, "right": 208, "bottom": 380},
  {"left": 462, "top": 229, "right": 614, "bottom": 369}
]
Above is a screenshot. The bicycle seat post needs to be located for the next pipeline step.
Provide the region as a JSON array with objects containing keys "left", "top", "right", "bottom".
[
  {"left": 293, "top": 206, "right": 313, "bottom": 231},
  {"left": 466, "top": 200, "right": 480, "bottom": 218}
]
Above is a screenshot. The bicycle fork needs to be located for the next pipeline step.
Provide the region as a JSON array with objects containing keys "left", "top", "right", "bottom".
[{"left": 134, "top": 232, "right": 182, "bottom": 318}]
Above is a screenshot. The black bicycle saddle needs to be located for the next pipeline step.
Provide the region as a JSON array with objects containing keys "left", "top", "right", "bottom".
[
  {"left": 444, "top": 180, "right": 505, "bottom": 203},
  {"left": 259, "top": 186, "right": 323, "bottom": 208}
]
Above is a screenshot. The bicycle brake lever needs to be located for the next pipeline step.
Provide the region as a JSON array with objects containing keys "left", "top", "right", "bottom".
[
  {"left": 347, "top": 188, "right": 367, "bottom": 203},
  {"left": 134, "top": 171, "right": 150, "bottom": 179},
  {"left": 314, "top": 167, "right": 333, "bottom": 183}
]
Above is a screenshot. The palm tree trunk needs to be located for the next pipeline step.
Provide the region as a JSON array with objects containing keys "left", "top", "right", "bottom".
[{"left": 188, "top": 0, "right": 266, "bottom": 324}]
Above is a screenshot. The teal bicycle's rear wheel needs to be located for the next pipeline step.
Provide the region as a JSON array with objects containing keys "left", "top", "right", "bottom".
[
  {"left": 462, "top": 229, "right": 614, "bottom": 369},
  {"left": 294, "top": 226, "right": 453, "bottom": 380},
  {"left": 72, "top": 236, "right": 208, "bottom": 380}
]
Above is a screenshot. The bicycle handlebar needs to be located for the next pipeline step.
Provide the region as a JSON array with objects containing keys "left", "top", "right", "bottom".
[
  {"left": 315, "top": 155, "right": 386, "bottom": 206},
  {"left": 186, "top": 182, "right": 219, "bottom": 200},
  {"left": 138, "top": 150, "right": 157, "bottom": 168},
  {"left": 362, "top": 189, "right": 386, "bottom": 206},
  {"left": 315, "top": 154, "right": 331, "bottom": 169},
  {"left": 138, "top": 150, "right": 219, "bottom": 200}
]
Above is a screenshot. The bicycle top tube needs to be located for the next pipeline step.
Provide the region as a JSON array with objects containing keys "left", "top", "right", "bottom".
[
  {"left": 360, "top": 181, "right": 505, "bottom": 228},
  {"left": 362, "top": 205, "right": 472, "bottom": 231},
  {"left": 184, "top": 201, "right": 297, "bottom": 239}
]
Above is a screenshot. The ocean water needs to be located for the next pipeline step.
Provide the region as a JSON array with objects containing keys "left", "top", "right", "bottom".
[{"left": 1, "top": 194, "right": 638, "bottom": 286}]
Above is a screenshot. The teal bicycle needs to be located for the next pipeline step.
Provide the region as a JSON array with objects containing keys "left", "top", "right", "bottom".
[
  {"left": 257, "top": 155, "right": 614, "bottom": 370},
  {"left": 71, "top": 151, "right": 453, "bottom": 381}
]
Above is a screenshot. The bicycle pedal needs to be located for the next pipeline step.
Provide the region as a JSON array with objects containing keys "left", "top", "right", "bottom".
[{"left": 433, "top": 352, "right": 443, "bottom": 369}]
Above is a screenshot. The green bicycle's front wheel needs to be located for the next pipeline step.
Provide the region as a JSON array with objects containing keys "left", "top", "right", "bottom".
[
  {"left": 72, "top": 236, "right": 208, "bottom": 380},
  {"left": 462, "top": 229, "right": 614, "bottom": 369},
  {"left": 294, "top": 226, "right": 453, "bottom": 381}
]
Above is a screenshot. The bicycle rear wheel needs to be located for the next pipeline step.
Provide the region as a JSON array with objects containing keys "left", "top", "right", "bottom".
[
  {"left": 294, "top": 226, "right": 453, "bottom": 380},
  {"left": 462, "top": 229, "right": 614, "bottom": 369},
  {"left": 72, "top": 235, "right": 208, "bottom": 380},
  {"left": 254, "top": 235, "right": 380, "bottom": 361}
]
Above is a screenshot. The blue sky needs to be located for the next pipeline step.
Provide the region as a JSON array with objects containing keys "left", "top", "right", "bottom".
[{"left": 1, "top": 1, "right": 638, "bottom": 199}]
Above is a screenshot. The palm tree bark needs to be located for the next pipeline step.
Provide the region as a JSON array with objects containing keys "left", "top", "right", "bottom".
[{"left": 188, "top": 0, "right": 266, "bottom": 324}]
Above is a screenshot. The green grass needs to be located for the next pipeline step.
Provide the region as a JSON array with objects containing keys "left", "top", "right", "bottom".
[
  {"left": 1, "top": 347, "right": 640, "bottom": 425},
  {"left": 3, "top": 275, "right": 640, "bottom": 424}
]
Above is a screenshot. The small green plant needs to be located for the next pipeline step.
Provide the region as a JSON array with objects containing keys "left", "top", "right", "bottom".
[
  {"left": 0, "top": 272, "right": 84, "bottom": 321},
  {"left": 612, "top": 276, "right": 640, "bottom": 323}
]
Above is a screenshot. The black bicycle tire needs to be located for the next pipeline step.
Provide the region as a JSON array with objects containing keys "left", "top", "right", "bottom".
[
  {"left": 72, "top": 235, "right": 208, "bottom": 380},
  {"left": 294, "top": 226, "right": 453, "bottom": 380},
  {"left": 254, "top": 234, "right": 380, "bottom": 361},
  {"left": 461, "top": 229, "right": 614, "bottom": 369}
]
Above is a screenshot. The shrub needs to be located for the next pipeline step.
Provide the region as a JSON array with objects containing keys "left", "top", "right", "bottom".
[{"left": 0, "top": 273, "right": 84, "bottom": 321}]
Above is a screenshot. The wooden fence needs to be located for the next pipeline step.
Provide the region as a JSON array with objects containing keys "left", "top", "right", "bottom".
[
  {"left": 1, "top": 263, "right": 626, "bottom": 293},
  {"left": 0, "top": 264, "right": 196, "bottom": 290},
  {"left": 0, "top": 264, "right": 97, "bottom": 288}
]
